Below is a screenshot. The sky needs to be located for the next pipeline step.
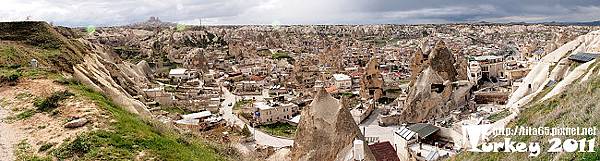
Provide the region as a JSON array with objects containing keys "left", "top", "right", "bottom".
[{"left": 1, "top": 0, "right": 600, "bottom": 27}]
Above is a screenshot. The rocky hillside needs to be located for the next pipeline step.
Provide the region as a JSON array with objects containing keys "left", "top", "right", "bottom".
[
  {"left": 291, "top": 88, "right": 376, "bottom": 161},
  {"left": 90, "top": 25, "right": 227, "bottom": 73},
  {"left": 0, "top": 21, "right": 239, "bottom": 161},
  {"left": 453, "top": 62, "right": 600, "bottom": 161},
  {"left": 453, "top": 30, "right": 600, "bottom": 161},
  {"left": 399, "top": 40, "right": 471, "bottom": 123}
]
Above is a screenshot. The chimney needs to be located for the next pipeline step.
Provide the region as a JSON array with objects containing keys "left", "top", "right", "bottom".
[{"left": 353, "top": 139, "right": 365, "bottom": 161}]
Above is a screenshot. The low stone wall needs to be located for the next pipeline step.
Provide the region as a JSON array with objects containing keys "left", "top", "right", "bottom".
[
  {"left": 235, "top": 91, "right": 262, "bottom": 96},
  {"left": 474, "top": 92, "right": 509, "bottom": 104}
]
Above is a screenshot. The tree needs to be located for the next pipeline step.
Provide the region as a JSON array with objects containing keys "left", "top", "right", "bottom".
[{"left": 241, "top": 124, "right": 252, "bottom": 137}]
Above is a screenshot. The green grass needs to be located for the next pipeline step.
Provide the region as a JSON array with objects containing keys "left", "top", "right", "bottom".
[
  {"left": 34, "top": 90, "right": 74, "bottom": 112},
  {"left": 570, "top": 61, "right": 582, "bottom": 71},
  {"left": 485, "top": 109, "right": 511, "bottom": 123},
  {"left": 15, "top": 92, "right": 33, "bottom": 100},
  {"left": 258, "top": 122, "right": 296, "bottom": 138},
  {"left": 38, "top": 142, "right": 56, "bottom": 152},
  {"left": 15, "top": 109, "right": 35, "bottom": 120},
  {"left": 15, "top": 140, "right": 53, "bottom": 161},
  {"left": 529, "top": 82, "right": 557, "bottom": 104},
  {"left": 340, "top": 92, "right": 354, "bottom": 97},
  {"left": 271, "top": 52, "right": 291, "bottom": 59},
  {"left": 0, "top": 67, "right": 21, "bottom": 84},
  {"left": 241, "top": 124, "right": 252, "bottom": 137},
  {"left": 0, "top": 41, "right": 83, "bottom": 73},
  {"left": 50, "top": 82, "right": 236, "bottom": 161},
  {"left": 161, "top": 106, "right": 188, "bottom": 114},
  {"left": 0, "top": 65, "right": 60, "bottom": 86},
  {"left": 233, "top": 100, "right": 252, "bottom": 111},
  {"left": 0, "top": 45, "right": 19, "bottom": 62}
]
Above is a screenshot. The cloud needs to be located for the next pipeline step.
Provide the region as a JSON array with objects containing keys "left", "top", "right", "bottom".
[{"left": 0, "top": 0, "right": 599, "bottom": 26}]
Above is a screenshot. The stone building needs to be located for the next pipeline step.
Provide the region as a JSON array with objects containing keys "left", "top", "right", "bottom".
[
  {"left": 331, "top": 74, "right": 352, "bottom": 92},
  {"left": 253, "top": 102, "right": 298, "bottom": 125}
]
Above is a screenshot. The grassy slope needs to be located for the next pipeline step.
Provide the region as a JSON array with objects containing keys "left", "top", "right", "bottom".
[
  {"left": 452, "top": 65, "right": 600, "bottom": 161},
  {"left": 0, "top": 22, "right": 237, "bottom": 160},
  {"left": 0, "top": 22, "right": 83, "bottom": 72},
  {"left": 50, "top": 82, "right": 236, "bottom": 160}
]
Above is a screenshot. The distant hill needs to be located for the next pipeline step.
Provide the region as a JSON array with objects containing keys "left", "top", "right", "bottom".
[
  {"left": 561, "top": 20, "right": 600, "bottom": 26},
  {"left": 519, "top": 20, "right": 600, "bottom": 26},
  {"left": 462, "top": 20, "right": 600, "bottom": 26},
  {"left": 124, "top": 16, "right": 177, "bottom": 29}
]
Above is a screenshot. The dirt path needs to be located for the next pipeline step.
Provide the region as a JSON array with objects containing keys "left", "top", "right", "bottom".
[
  {"left": 0, "top": 79, "right": 98, "bottom": 161},
  {"left": 0, "top": 105, "right": 22, "bottom": 161}
]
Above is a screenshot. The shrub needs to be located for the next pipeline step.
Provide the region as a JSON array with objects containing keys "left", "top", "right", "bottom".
[
  {"left": 54, "top": 77, "right": 80, "bottom": 85},
  {"left": 271, "top": 52, "right": 291, "bottom": 59},
  {"left": 0, "top": 63, "right": 21, "bottom": 69},
  {"left": 7, "top": 71, "right": 20, "bottom": 82},
  {"left": 34, "top": 90, "right": 74, "bottom": 112},
  {"left": 15, "top": 140, "right": 52, "bottom": 161},
  {"left": 241, "top": 124, "right": 252, "bottom": 137},
  {"left": 53, "top": 134, "right": 92, "bottom": 159},
  {"left": 0, "top": 68, "right": 21, "bottom": 85},
  {"left": 15, "top": 109, "right": 35, "bottom": 120},
  {"left": 38, "top": 142, "right": 56, "bottom": 152},
  {"left": 26, "top": 32, "right": 61, "bottom": 49}
]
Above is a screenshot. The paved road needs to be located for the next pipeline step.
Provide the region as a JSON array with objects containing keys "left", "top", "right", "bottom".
[{"left": 219, "top": 86, "right": 294, "bottom": 148}]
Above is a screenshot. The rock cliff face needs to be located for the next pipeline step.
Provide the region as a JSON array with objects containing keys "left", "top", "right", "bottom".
[
  {"left": 360, "top": 59, "right": 384, "bottom": 100},
  {"left": 408, "top": 49, "right": 426, "bottom": 87},
  {"left": 73, "top": 39, "right": 152, "bottom": 116},
  {"left": 291, "top": 88, "right": 375, "bottom": 161},
  {"left": 93, "top": 27, "right": 225, "bottom": 72},
  {"left": 428, "top": 41, "right": 458, "bottom": 82},
  {"left": 455, "top": 55, "right": 469, "bottom": 81},
  {"left": 399, "top": 40, "right": 469, "bottom": 123}
]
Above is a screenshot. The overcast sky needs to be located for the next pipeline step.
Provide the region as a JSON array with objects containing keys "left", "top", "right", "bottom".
[{"left": 1, "top": 0, "right": 600, "bottom": 26}]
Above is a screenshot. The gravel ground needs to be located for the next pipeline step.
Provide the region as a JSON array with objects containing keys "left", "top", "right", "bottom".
[{"left": 0, "top": 106, "right": 20, "bottom": 161}]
